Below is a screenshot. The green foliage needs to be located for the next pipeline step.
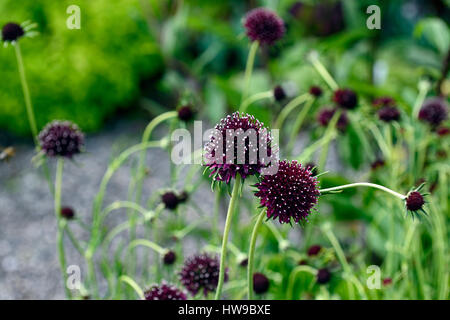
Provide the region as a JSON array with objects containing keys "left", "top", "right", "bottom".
[{"left": 0, "top": 0, "right": 163, "bottom": 136}]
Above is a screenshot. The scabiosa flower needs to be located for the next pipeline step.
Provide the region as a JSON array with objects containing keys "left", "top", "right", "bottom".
[
  {"left": 253, "top": 272, "right": 270, "bottom": 294},
  {"left": 177, "top": 105, "right": 195, "bottom": 122},
  {"left": 418, "top": 98, "right": 448, "bottom": 127},
  {"left": 382, "top": 278, "right": 392, "bottom": 286},
  {"left": 317, "top": 108, "right": 349, "bottom": 131},
  {"left": 204, "top": 112, "right": 274, "bottom": 184},
  {"left": 60, "top": 207, "right": 75, "bottom": 220},
  {"left": 333, "top": 89, "right": 358, "bottom": 110},
  {"left": 273, "top": 85, "right": 287, "bottom": 102},
  {"left": 305, "top": 162, "right": 318, "bottom": 176},
  {"left": 239, "top": 258, "right": 248, "bottom": 267},
  {"left": 437, "top": 127, "right": 450, "bottom": 136},
  {"left": 161, "top": 191, "right": 179, "bottom": 210},
  {"left": 405, "top": 191, "right": 425, "bottom": 212},
  {"left": 372, "top": 96, "right": 395, "bottom": 108},
  {"left": 179, "top": 253, "right": 225, "bottom": 296},
  {"left": 255, "top": 160, "right": 320, "bottom": 224},
  {"left": 38, "top": 121, "right": 84, "bottom": 158},
  {"left": 2, "top": 23, "right": 24, "bottom": 42},
  {"left": 378, "top": 106, "right": 400, "bottom": 122},
  {"left": 307, "top": 244, "right": 322, "bottom": 256},
  {"left": 163, "top": 251, "right": 176, "bottom": 265},
  {"left": 309, "top": 86, "right": 323, "bottom": 97},
  {"left": 371, "top": 158, "right": 385, "bottom": 170},
  {"left": 244, "top": 8, "right": 285, "bottom": 45},
  {"left": 316, "top": 268, "right": 331, "bottom": 284},
  {"left": 144, "top": 282, "right": 187, "bottom": 300}
]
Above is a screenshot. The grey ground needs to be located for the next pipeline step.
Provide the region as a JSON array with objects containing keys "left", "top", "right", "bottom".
[{"left": 0, "top": 117, "right": 345, "bottom": 299}]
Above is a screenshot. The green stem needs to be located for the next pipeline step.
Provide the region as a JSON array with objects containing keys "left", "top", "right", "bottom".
[
  {"left": 318, "top": 109, "right": 341, "bottom": 171},
  {"left": 239, "top": 90, "right": 273, "bottom": 113},
  {"left": 214, "top": 174, "right": 242, "bottom": 300},
  {"left": 287, "top": 265, "right": 317, "bottom": 299},
  {"left": 274, "top": 93, "right": 310, "bottom": 129},
  {"left": 54, "top": 158, "right": 71, "bottom": 299},
  {"left": 287, "top": 97, "right": 315, "bottom": 156},
  {"left": 319, "top": 182, "right": 406, "bottom": 200},
  {"left": 119, "top": 275, "right": 145, "bottom": 300},
  {"left": 241, "top": 41, "right": 259, "bottom": 105},
  {"left": 309, "top": 54, "right": 339, "bottom": 91},
  {"left": 247, "top": 208, "right": 266, "bottom": 300},
  {"left": 14, "top": 42, "right": 38, "bottom": 144}
]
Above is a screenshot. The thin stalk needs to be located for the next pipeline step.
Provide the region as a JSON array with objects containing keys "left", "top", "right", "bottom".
[
  {"left": 239, "top": 90, "right": 273, "bottom": 113},
  {"left": 214, "top": 174, "right": 242, "bottom": 300},
  {"left": 287, "top": 265, "right": 317, "bottom": 299},
  {"left": 241, "top": 41, "right": 259, "bottom": 105},
  {"left": 14, "top": 42, "right": 38, "bottom": 144},
  {"left": 213, "top": 190, "right": 221, "bottom": 245},
  {"left": 319, "top": 182, "right": 406, "bottom": 200},
  {"left": 286, "top": 97, "right": 315, "bottom": 156},
  {"left": 54, "top": 158, "right": 71, "bottom": 299},
  {"left": 274, "top": 93, "right": 310, "bottom": 129},
  {"left": 247, "top": 208, "right": 266, "bottom": 300},
  {"left": 309, "top": 54, "right": 339, "bottom": 91},
  {"left": 119, "top": 275, "right": 145, "bottom": 300},
  {"left": 64, "top": 224, "right": 85, "bottom": 256},
  {"left": 318, "top": 109, "right": 341, "bottom": 171}
]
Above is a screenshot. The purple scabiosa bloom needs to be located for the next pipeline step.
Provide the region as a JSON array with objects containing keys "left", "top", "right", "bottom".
[
  {"left": 371, "top": 158, "right": 385, "bottom": 170},
  {"left": 178, "top": 105, "right": 195, "bottom": 122},
  {"left": 161, "top": 191, "right": 179, "bottom": 210},
  {"left": 204, "top": 112, "right": 273, "bottom": 184},
  {"left": 244, "top": 8, "right": 285, "bottom": 45},
  {"left": 179, "top": 253, "right": 225, "bottom": 297},
  {"left": 253, "top": 272, "right": 270, "bottom": 294},
  {"left": 239, "top": 258, "right": 248, "bottom": 267},
  {"left": 273, "top": 85, "right": 287, "bottom": 102},
  {"left": 305, "top": 162, "right": 318, "bottom": 176},
  {"left": 309, "top": 86, "right": 323, "bottom": 97},
  {"left": 382, "top": 278, "right": 392, "bottom": 286},
  {"left": 372, "top": 96, "right": 395, "bottom": 108},
  {"left": 2, "top": 22, "right": 24, "bottom": 42},
  {"left": 144, "top": 282, "right": 187, "bottom": 300},
  {"left": 60, "top": 207, "right": 75, "bottom": 220},
  {"left": 437, "top": 127, "right": 450, "bottom": 136},
  {"left": 405, "top": 191, "right": 425, "bottom": 212},
  {"left": 418, "top": 98, "right": 448, "bottom": 127},
  {"left": 378, "top": 106, "right": 400, "bottom": 122},
  {"left": 316, "top": 268, "right": 331, "bottom": 284},
  {"left": 317, "top": 108, "right": 349, "bottom": 131},
  {"left": 38, "top": 121, "right": 84, "bottom": 158},
  {"left": 307, "top": 244, "right": 322, "bottom": 256},
  {"left": 255, "top": 160, "right": 320, "bottom": 225},
  {"left": 163, "top": 251, "right": 176, "bottom": 265},
  {"left": 333, "top": 89, "right": 358, "bottom": 110}
]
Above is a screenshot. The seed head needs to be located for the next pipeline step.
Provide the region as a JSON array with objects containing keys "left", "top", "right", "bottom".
[
  {"left": 419, "top": 98, "right": 448, "bottom": 127},
  {"left": 316, "top": 268, "right": 331, "bottom": 284},
  {"left": 307, "top": 244, "right": 322, "bottom": 256},
  {"left": 309, "top": 86, "right": 323, "bottom": 97},
  {"left": 179, "top": 253, "right": 225, "bottom": 297},
  {"left": 333, "top": 89, "right": 358, "bottom": 109},
  {"left": 371, "top": 158, "right": 385, "bottom": 170},
  {"left": 317, "top": 108, "right": 349, "bottom": 131},
  {"left": 38, "top": 121, "right": 84, "bottom": 158},
  {"left": 144, "top": 282, "right": 187, "bottom": 300},
  {"left": 178, "top": 105, "right": 195, "bottom": 122},
  {"left": 255, "top": 160, "right": 320, "bottom": 225},
  {"left": 161, "top": 191, "right": 179, "bottom": 210},
  {"left": 163, "top": 251, "right": 176, "bottom": 265},
  {"left": 2, "top": 22, "right": 24, "bottom": 42},
  {"left": 378, "top": 106, "right": 400, "bottom": 122},
  {"left": 244, "top": 8, "right": 285, "bottom": 45},
  {"left": 60, "top": 207, "right": 75, "bottom": 220},
  {"left": 273, "top": 85, "right": 287, "bottom": 102},
  {"left": 372, "top": 96, "right": 395, "bottom": 108},
  {"left": 405, "top": 191, "right": 425, "bottom": 212},
  {"left": 253, "top": 272, "right": 270, "bottom": 294}
]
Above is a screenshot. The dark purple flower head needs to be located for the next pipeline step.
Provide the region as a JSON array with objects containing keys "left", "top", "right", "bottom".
[
  {"left": 177, "top": 190, "right": 189, "bottom": 203},
  {"left": 333, "top": 89, "right": 358, "bottom": 109},
  {"left": 307, "top": 244, "right": 322, "bottom": 256},
  {"left": 373, "top": 96, "right": 395, "bottom": 108},
  {"left": 163, "top": 251, "right": 176, "bottom": 265},
  {"left": 38, "top": 121, "right": 84, "bottom": 158},
  {"left": 239, "top": 258, "right": 248, "bottom": 267},
  {"left": 378, "top": 106, "right": 400, "bottom": 122},
  {"left": 309, "top": 86, "right": 323, "bottom": 97},
  {"left": 2, "top": 22, "right": 24, "bottom": 42},
  {"left": 60, "top": 207, "right": 75, "bottom": 220},
  {"left": 273, "top": 85, "right": 287, "bottom": 102},
  {"left": 305, "top": 162, "right": 318, "bottom": 176},
  {"left": 161, "top": 191, "right": 179, "bottom": 210},
  {"left": 178, "top": 105, "right": 195, "bottom": 122},
  {"left": 253, "top": 272, "right": 270, "bottom": 294},
  {"left": 405, "top": 191, "right": 425, "bottom": 212},
  {"left": 371, "top": 158, "right": 385, "bottom": 170},
  {"left": 255, "top": 160, "right": 320, "bottom": 225},
  {"left": 317, "top": 108, "right": 349, "bottom": 131},
  {"left": 204, "top": 112, "right": 274, "bottom": 184},
  {"left": 179, "top": 253, "right": 225, "bottom": 296},
  {"left": 382, "top": 278, "right": 392, "bottom": 286},
  {"left": 316, "top": 268, "right": 331, "bottom": 284},
  {"left": 437, "top": 127, "right": 450, "bottom": 136},
  {"left": 244, "top": 8, "right": 285, "bottom": 45},
  {"left": 144, "top": 282, "right": 187, "bottom": 300},
  {"left": 418, "top": 98, "right": 448, "bottom": 127}
]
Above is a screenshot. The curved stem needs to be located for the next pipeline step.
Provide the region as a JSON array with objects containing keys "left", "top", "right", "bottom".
[
  {"left": 287, "top": 97, "right": 315, "bottom": 155},
  {"left": 247, "top": 208, "right": 266, "bottom": 300},
  {"left": 241, "top": 41, "right": 259, "bottom": 105},
  {"left": 119, "top": 275, "right": 145, "bottom": 300},
  {"left": 319, "top": 182, "right": 406, "bottom": 200},
  {"left": 127, "top": 239, "right": 166, "bottom": 256},
  {"left": 214, "top": 174, "right": 242, "bottom": 300},
  {"left": 309, "top": 54, "right": 339, "bottom": 91},
  {"left": 287, "top": 265, "right": 317, "bottom": 299},
  {"left": 318, "top": 109, "right": 341, "bottom": 171},
  {"left": 274, "top": 93, "right": 310, "bottom": 129},
  {"left": 239, "top": 90, "right": 273, "bottom": 113},
  {"left": 54, "top": 158, "right": 71, "bottom": 299},
  {"left": 14, "top": 42, "right": 38, "bottom": 144}
]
